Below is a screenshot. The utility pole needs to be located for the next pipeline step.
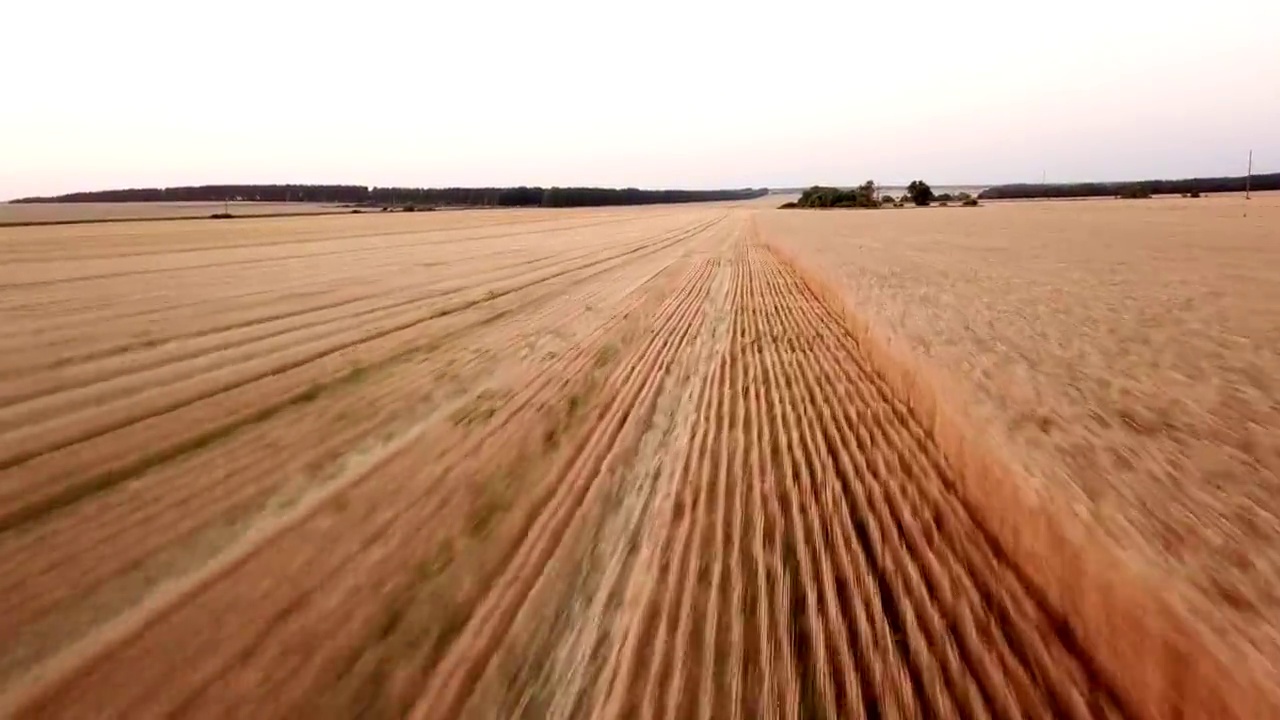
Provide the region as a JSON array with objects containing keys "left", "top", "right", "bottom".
[{"left": 1246, "top": 150, "right": 1253, "bottom": 200}]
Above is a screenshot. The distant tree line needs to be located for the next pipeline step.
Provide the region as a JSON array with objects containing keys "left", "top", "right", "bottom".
[
  {"left": 788, "top": 180, "right": 973, "bottom": 208},
  {"left": 978, "top": 172, "right": 1280, "bottom": 200},
  {"left": 538, "top": 187, "right": 766, "bottom": 207},
  {"left": 10, "top": 184, "right": 769, "bottom": 208}
]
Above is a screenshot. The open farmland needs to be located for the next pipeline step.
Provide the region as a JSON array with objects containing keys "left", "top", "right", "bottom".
[
  {"left": 0, "top": 201, "right": 349, "bottom": 225},
  {"left": 0, "top": 201, "right": 1273, "bottom": 717},
  {"left": 760, "top": 193, "right": 1280, "bottom": 697}
]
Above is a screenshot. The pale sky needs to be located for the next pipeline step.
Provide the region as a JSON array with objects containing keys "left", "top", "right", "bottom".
[{"left": 2, "top": 0, "right": 1278, "bottom": 199}]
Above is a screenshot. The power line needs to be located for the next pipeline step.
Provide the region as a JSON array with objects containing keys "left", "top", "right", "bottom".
[{"left": 1246, "top": 149, "right": 1253, "bottom": 200}]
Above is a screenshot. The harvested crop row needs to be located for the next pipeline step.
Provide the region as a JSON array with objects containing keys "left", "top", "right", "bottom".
[
  {"left": 0, "top": 216, "right": 722, "bottom": 538},
  {"left": 0, "top": 214, "right": 702, "bottom": 604},
  {"left": 0, "top": 255, "right": 664, "bottom": 624},
  {"left": 254, "top": 225, "right": 1131, "bottom": 720},
  {"left": 0, "top": 207, "right": 632, "bottom": 263},
  {"left": 0, "top": 212, "right": 682, "bottom": 383},
  {"left": 0, "top": 210, "right": 673, "bottom": 338},
  {"left": 576, "top": 235, "right": 1131, "bottom": 719},
  {"left": 2, "top": 219, "right": 733, "bottom": 717},
  {"left": 0, "top": 211, "right": 700, "bottom": 382},
  {"left": 0, "top": 211, "right": 667, "bottom": 289},
  {"left": 0, "top": 214, "right": 725, "bottom": 690},
  {"left": 440, "top": 231, "right": 742, "bottom": 720},
  {"left": 407, "top": 249, "right": 722, "bottom": 718},
  {"left": 0, "top": 216, "right": 711, "bottom": 426}
]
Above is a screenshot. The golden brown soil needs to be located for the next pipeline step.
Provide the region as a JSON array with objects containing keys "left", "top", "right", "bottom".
[{"left": 0, "top": 199, "right": 1272, "bottom": 718}]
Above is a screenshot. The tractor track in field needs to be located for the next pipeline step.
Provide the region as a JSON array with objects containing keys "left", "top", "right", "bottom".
[
  {"left": 0, "top": 215, "right": 727, "bottom": 689},
  {"left": 0, "top": 211, "right": 682, "bottom": 288},
  {"left": 0, "top": 209, "right": 646, "bottom": 263},
  {"left": 0, "top": 216, "right": 723, "bottom": 537},
  {"left": 0, "top": 232, "right": 698, "bottom": 636},
  {"left": 2, "top": 251, "right": 725, "bottom": 719},
  {"left": 0, "top": 210, "right": 680, "bottom": 362},
  {"left": 0, "top": 216, "right": 714, "bottom": 416}
]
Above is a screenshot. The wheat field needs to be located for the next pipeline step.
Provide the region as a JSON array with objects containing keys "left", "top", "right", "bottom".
[{"left": 0, "top": 197, "right": 1275, "bottom": 718}]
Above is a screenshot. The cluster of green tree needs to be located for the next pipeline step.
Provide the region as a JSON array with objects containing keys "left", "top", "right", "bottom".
[
  {"left": 794, "top": 181, "right": 882, "bottom": 208},
  {"left": 906, "top": 180, "right": 937, "bottom": 206},
  {"left": 10, "top": 184, "right": 769, "bottom": 208},
  {"left": 790, "top": 180, "right": 949, "bottom": 208},
  {"left": 977, "top": 172, "right": 1280, "bottom": 200}
]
